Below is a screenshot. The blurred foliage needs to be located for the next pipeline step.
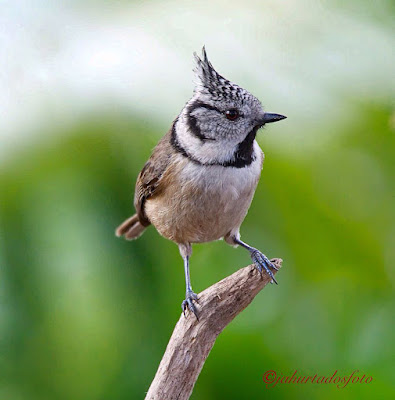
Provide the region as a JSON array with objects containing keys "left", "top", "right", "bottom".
[{"left": 0, "top": 99, "right": 394, "bottom": 399}]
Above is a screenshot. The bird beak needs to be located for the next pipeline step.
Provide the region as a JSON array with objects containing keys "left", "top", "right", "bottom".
[{"left": 262, "top": 112, "right": 287, "bottom": 124}]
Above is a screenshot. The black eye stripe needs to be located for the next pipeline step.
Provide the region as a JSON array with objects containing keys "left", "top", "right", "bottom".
[
  {"left": 187, "top": 101, "right": 218, "bottom": 142},
  {"left": 189, "top": 101, "right": 243, "bottom": 119},
  {"left": 188, "top": 101, "right": 221, "bottom": 114}
]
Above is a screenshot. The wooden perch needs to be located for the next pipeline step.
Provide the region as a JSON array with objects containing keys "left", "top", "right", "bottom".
[{"left": 145, "top": 258, "right": 283, "bottom": 400}]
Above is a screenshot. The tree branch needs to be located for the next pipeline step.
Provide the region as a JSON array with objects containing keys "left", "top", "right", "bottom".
[{"left": 145, "top": 258, "right": 283, "bottom": 400}]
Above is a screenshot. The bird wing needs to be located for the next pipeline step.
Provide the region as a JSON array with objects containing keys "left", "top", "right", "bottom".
[{"left": 134, "top": 128, "right": 173, "bottom": 226}]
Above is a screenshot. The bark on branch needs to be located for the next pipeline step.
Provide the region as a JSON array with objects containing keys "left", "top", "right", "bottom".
[{"left": 145, "top": 258, "right": 283, "bottom": 400}]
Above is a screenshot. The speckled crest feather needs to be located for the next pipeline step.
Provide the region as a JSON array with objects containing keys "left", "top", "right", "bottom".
[{"left": 193, "top": 47, "right": 244, "bottom": 101}]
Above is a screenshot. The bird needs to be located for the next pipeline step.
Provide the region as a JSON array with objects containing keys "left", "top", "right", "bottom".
[{"left": 116, "top": 47, "right": 286, "bottom": 319}]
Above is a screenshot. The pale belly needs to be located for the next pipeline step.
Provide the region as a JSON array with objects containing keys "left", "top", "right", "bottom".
[{"left": 145, "top": 154, "right": 262, "bottom": 244}]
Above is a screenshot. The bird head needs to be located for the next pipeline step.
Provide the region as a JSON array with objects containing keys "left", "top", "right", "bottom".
[
  {"left": 174, "top": 48, "right": 286, "bottom": 166},
  {"left": 187, "top": 47, "right": 286, "bottom": 143}
]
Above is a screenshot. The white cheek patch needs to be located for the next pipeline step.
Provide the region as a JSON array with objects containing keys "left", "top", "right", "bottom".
[{"left": 177, "top": 110, "right": 241, "bottom": 165}]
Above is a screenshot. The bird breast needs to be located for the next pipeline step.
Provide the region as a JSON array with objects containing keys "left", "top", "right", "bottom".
[{"left": 144, "top": 142, "right": 264, "bottom": 244}]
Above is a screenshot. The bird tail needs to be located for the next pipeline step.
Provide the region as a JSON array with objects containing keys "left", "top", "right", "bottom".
[{"left": 115, "top": 214, "right": 148, "bottom": 240}]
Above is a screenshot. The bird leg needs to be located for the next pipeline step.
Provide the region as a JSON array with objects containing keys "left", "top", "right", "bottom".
[
  {"left": 231, "top": 237, "right": 279, "bottom": 284},
  {"left": 179, "top": 243, "right": 199, "bottom": 320}
]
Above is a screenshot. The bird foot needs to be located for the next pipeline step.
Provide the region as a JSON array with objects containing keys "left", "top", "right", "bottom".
[
  {"left": 250, "top": 249, "right": 279, "bottom": 284},
  {"left": 182, "top": 290, "right": 199, "bottom": 320}
]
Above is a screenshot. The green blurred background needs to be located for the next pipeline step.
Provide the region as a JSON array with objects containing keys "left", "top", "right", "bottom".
[{"left": 1, "top": 1, "right": 394, "bottom": 399}]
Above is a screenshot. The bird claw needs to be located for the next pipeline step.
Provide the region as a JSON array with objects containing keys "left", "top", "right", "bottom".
[
  {"left": 182, "top": 290, "right": 199, "bottom": 320},
  {"left": 250, "top": 249, "right": 278, "bottom": 284}
]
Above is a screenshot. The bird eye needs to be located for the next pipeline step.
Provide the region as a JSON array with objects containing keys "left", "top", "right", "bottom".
[{"left": 225, "top": 109, "right": 239, "bottom": 121}]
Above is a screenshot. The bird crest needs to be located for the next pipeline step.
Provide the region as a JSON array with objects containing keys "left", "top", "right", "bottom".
[{"left": 193, "top": 47, "right": 244, "bottom": 101}]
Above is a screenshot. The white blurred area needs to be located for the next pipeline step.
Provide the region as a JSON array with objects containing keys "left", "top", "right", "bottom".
[{"left": 1, "top": 0, "right": 394, "bottom": 163}]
